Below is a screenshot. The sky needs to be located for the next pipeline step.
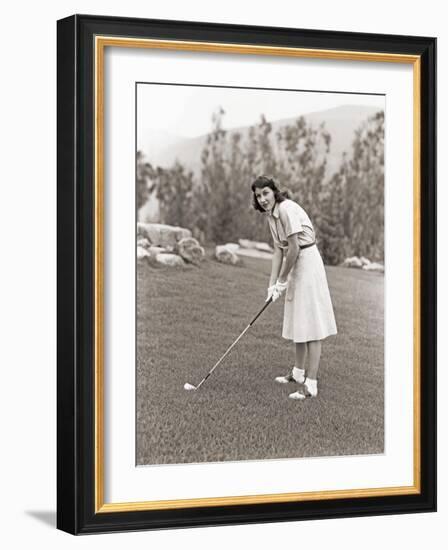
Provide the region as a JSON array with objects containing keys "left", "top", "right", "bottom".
[{"left": 137, "top": 83, "right": 384, "bottom": 141}]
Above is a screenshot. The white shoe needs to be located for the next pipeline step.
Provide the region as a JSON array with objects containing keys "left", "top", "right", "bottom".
[
  {"left": 304, "top": 378, "right": 318, "bottom": 397},
  {"left": 288, "top": 391, "right": 306, "bottom": 400},
  {"left": 275, "top": 373, "right": 295, "bottom": 384},
  {"left": 274, "top": 367, "right": 305, "bottom": 384}
]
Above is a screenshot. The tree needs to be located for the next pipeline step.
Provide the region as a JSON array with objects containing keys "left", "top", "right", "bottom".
[
  {"left": 246, "top": 115, "right": 278, "bottom": 177},
  {"left": 139, "top": 109, "right": 384, "bottom": 264},
  {"left": 343, "top": 111, "right": 385, "bottom": 261},
  {"left": 193, "top": 111, "right": 332, "bottom": 246},
  {"left": 195, "top": 110, "right": 275, "bottom": 244},
  {"left": 319, "top": 162, "right": 349, "bottom": 265},
  {"left": 318, "top": 111, "right": 385, "bottom": 264},
  {"left": 276, "top": 117, "right": 331, "bottom": 232},
  {"left": 196, "top": 107, "right": 231, "bottom": 243},
  {"left": 242, "top": 116, "right": 279, "bottom": 242},
  {"left": 136, "top": 151, "right": 156, "bottom": 210},
  {"left": 154, "top": 162, "right": 196, "bottom": 230}
]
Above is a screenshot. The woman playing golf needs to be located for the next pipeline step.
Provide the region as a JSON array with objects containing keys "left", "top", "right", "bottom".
[{"left": 251, "top": 175, "right": 337, "bottom": 400}]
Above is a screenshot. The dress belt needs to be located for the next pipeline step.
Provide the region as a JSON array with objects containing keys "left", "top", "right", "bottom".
[{"left": 300, "top": 241, "right": 316, "bottom": 250}]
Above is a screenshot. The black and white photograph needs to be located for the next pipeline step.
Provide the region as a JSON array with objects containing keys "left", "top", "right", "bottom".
[{"left": 136, "top": 83, "right": 385, "bottom": 466}]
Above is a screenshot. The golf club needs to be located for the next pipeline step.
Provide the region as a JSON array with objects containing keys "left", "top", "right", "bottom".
[{"left": 184, "top": 296, "right": 273, "bottom": 391}]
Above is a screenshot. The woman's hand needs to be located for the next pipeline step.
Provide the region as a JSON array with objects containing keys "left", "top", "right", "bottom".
[
  {"left": 272, "top": 280, "right": 288, "bottom": 302},
  {"left": 266, "top": 285, "right": 276, "bottom": 302}
]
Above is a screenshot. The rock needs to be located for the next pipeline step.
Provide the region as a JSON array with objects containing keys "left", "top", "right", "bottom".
[
  {"left": 223, "top": 243, "right": 240, "bottom": 253},
  {"left": 155, "top": 253, "right": 185, "bottom": 267},
  {"left": 238, "top": 239, "right": 252, "bottom": 249},
  {"left": 137, "top": 222, "right": 192, "bottom": 248},
  {"left": 236, "top": 248, "right": 273, "bottom": 260},
  {"left": 342, "top": 256, "right": 363, "bottom": 268},
  {"left": 362, "top": 262, "right": 385, "bottom": 273},
  {"left": 137, "top": 237, "right": 151, "bottom": 249},
  {"left": 215, "top": 245, "right": 240, "bottom": 265},
  {"left": 238, "top": 238, "right": 272, "bottom": 252},
  {"left": 255, "top": 242, "right": 273, "bottom": 253},
  {"left": 137, "top": 246, "right": 150, "bottom": 261},
  {"left": 148, "top": 246, "right": 167, "bottom": 257},
  {"left": 176, "top": 237, "right": 205, "bottom": 265}
]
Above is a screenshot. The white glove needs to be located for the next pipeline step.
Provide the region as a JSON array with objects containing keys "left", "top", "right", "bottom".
[
  {"left": 266, "top": 285, "right": 276, "bottom": 302},
  {"left": 272, "top": 280, "right": 288, "bottom": 302}
]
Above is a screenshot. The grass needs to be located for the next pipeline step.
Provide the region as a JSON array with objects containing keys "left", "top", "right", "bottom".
[{"left": 136, "top": 253, "right": 384, "bottom": 465}]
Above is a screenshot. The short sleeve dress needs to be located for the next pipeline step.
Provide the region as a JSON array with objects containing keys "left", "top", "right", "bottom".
[{"left": 267, "top": 199, "right": 337, "bottom": 343}]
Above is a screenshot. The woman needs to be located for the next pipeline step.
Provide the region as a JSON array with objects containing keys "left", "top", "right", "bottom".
[{"left": 251, "top": 176, "right": 337, "bottom": 400}]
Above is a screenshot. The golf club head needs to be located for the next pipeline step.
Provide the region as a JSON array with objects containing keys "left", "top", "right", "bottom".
[{"left": 183, "top": 383, "right": 197, "bottom": 391}]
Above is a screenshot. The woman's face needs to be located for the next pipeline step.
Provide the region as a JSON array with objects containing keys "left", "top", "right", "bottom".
[{"left": 255, "top": 186, "right": 276, "bottom": 212}]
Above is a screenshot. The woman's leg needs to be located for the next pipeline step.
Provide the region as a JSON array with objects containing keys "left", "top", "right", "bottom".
[
  {"left": 275, "top": 343, "right": 307, "bottom": 385},
  {"left": 290, "top": 340, "right": 322, "bottom": 399},
  {"left": 303, "top": 340, "right": 321, "bottom": 396},
  {"left": 290, "top": 342, "right": 307, "bottom": 383},
  {"left": 306, "top": 340, "right": 321, "bottom": 380},
  {"left": 295, "top": 342, "right": 308, "bottom": 371}
]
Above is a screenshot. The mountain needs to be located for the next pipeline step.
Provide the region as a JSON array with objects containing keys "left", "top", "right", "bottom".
[
  {"left": 137, "top": 129, "right": 186, "bottom": 167},
  {"left": 300, "top": 105, "right": 383, "bottom": 176},
  {"left": 138, "top": 104, "right": 383, "bottom": 180}
]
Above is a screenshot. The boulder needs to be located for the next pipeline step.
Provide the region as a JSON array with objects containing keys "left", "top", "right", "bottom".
[
  {"left": 215, "top": 245, "right": 240, "bottom": 265},
  {"left": 236, "top": 248, "right": 273, "bottom": 260},
  {"left": 255, "top": 242, "right": 273, "bottom": 253},
  {"left": 359, "top": 256, "right": 371, "bottom": 266},
  {"left": 223, "top": 243, "right": 240, "bottom": 253},
  {"left": 155, "top": 253, "right": 185, "bottom": 267},
  {"left": 342, "top": 256, "right": 363, "bottom": 268},
  {"left": 176, "top": 237, "right": 205, "bottom": 265},
  {"left": 148, "top": 246, "right": 167, "bottom": 257},
  {"left": 362, "top": 262, "right": 385, "bottom": 273},
  {"left": 137, "top": 237, "right": 151, "bottom": 250},
  {"left": 238, "top": 239, "right": 252, "bottom": 249},
  {"left": 238, "top": 238, "right": 272, "bottom": 252},
  {"left": 137, "top": 246, "right": 150, "bottom": 261},
  {"left": 137, "top": 222, "right": 192, "bottom": 248}
]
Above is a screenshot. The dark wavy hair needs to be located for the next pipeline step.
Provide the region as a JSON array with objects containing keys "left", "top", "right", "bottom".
[{"left": 251, "top": 176, "right": 290, "bottom": 212}]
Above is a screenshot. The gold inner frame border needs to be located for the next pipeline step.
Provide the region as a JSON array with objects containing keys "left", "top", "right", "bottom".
[{"left": 94, "top": 35, "right": 421, "bottom": 514}]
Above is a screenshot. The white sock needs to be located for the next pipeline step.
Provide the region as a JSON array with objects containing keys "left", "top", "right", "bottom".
[
  {"left": 305, "top": 378, "right": 318, "bottom": 396},
  {"left": 292, "top": 367, "right": 305, "bottom": 383}
]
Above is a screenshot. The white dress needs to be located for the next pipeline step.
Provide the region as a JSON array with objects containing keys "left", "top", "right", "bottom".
[{"left": 267, "top": 199, "right": 337, "bottom": 343}]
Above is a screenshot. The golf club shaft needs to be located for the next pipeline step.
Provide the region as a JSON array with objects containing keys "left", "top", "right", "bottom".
[
  {"left": 194, "top": 297, "right": 273, "bottom": 390},
  {"left": 195, "top": 324, "right": 251, "bottom": 390}
]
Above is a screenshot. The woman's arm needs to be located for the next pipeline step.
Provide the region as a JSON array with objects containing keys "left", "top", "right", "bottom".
[
  {"left": 269, "top": 244, "right": 284, "bottom": 287},
  {"left": 278, "top": 234, "right": 300, "bottom": 283}
]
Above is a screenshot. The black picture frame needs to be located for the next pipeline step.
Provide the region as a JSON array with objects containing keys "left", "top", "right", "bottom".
[{"left": 57, "top": 14, "right": 436, "bottom": 535}]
